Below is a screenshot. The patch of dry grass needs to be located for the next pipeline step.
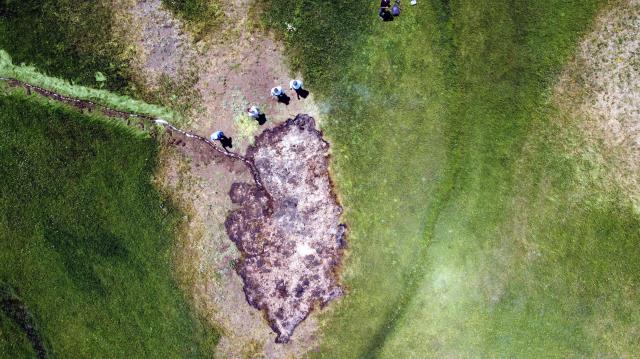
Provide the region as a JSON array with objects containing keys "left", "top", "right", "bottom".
[{"left": 554, "top": 0, "right": 640, "bottom": 210}]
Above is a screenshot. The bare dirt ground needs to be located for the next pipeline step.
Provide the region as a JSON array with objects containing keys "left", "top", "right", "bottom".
[
  {"left": 117, "top": 0, "right": 319, "bottom": 144},
  {"left": 114, "top": 1, "right": 334, "bottom": 357},
  {"left": 554, "top": 0, "right": 640, "bottom": 210},
  {"left": 158, "top": 118, "right": 335, "bottom": 358},
  {"left": 128, "top": 0, "right": 196, "bottom": 83}
]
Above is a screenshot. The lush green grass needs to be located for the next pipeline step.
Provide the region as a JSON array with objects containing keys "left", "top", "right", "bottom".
[
  {"left": 0, "top": 0, "right": 136, "bottom": 93},
  {"left": 263, "top": 0, "right": 640, "bottom": 357},
  {"left": 162, "top": 0, "right": 223, "bottom": 40},
  {"left": 0, "top": 92, "right": 218, "bottom": 358},
  {"left": 0, "top": 311, "right": 36, "bottom": 358}
]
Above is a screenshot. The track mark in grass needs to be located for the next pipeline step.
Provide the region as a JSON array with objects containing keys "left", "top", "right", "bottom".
[{"left": 0, "top": 282, "right": 51, "bottom": 359}]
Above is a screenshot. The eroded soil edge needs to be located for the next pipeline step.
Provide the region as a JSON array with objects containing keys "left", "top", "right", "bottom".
[{"left": 226, "top": 114, "right": 346, "bottom": 343}]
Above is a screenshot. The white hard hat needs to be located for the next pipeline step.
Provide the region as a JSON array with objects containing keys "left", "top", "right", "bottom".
[
  {"left": 271, "top": 86, "right": 283, "bottom": 97},
  {"left": 210, "top": 131, "right": 224, "bottom": 141},
  {"left": 290, "top": 79, "right": 302, "bottom": 90}
]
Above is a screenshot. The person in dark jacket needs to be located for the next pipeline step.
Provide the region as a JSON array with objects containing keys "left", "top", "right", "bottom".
[{"left": 379, "top": 0, "right": 393, "bottom": 22}]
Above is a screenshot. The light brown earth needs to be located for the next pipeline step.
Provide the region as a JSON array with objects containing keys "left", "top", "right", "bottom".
[
  {"left": 115, "top": 1, "right": 335, "bottom": 357},
  {"left": 554, "top": 0, "right": 640, "bottom": 210}
]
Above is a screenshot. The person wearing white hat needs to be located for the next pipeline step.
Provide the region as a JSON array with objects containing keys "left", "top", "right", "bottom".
[
  {"left": 271, "top": 85, "right": 291, "bottom": 105},
  {"left": 210, "top": 130, "right": 225, "bottom": 141},
  {"left": 289, "top": 79, "right": 303, "bottom": 91},
  {"left": 290, "top": 79, "right": 309, "bottom": 99},
  {"left": 246, "top": 105, "right": 267, "bottom": 125},
  {"left": 247, "top": 105, "right": 261, "bottom": 119},
  {"left": 271, "top": 86, "right": 284, "bottom": 97},
  {"left": 211, "top": 130, "right": 232, "bottom": 150}
]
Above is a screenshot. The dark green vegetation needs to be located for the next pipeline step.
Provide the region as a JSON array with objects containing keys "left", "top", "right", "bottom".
[
  {"left": 0, "top": 92, "right": 218, "bottom": 358},
  {"left": 263, "top": 0, "right": 640, "bottom": 357},
  {"left": 0, "top": 0, "right": 136, "bottom": 93},
  {"left": 162, "top": 0, "right": 223, "bottom": 40},
  {"left": 0, "top": 283, "right": 43, "bottom": 358}
]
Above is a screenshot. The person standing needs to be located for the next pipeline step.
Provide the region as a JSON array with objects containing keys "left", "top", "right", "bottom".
[
  {"left": 210, "top": 130, "right": 225, "bottom": 142},
  {"left": 211, "top": 130, "right": 232, "bottom": 150},
  {"left": 247, "top": 105, "right": 267, "bottom": 125},
  {"left": 271, "top": 85, "right": 291, "bottom": 105},
  {"left": 289, "top": 79, "right": 309, "bottom": 99},
  {"left": 392, "top": 0, "right": 401, "bottom": 16}
]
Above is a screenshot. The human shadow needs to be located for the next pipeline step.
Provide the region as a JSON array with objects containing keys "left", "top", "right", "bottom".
[
  {"left": 277, "top": 93, "right": 291, "bottom": 105},
  {"left": 256, "top": 114, "right": 267, "bottom": 125},
  {"left": 294, "top": 88, "right": 310, "bottom": 99},
  {"left": 220, "top": 136, "right": 233, "bottom": 149}
]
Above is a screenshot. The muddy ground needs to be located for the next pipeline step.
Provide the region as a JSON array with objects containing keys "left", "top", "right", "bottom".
[{"left": 226, "top": 115, "right": 346, "bottom": 344}]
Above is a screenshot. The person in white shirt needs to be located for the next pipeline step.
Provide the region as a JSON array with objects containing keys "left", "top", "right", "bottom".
[{"left": 211, "top": 130, "right": 232, "bottom": 150}]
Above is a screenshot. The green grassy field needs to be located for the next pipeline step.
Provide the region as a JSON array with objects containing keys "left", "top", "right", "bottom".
[
  {"left": 0, "top": 307, "right": 37, "bottom": 358},
  {"left": 263, "top": 0, "right": 640, "bottom": 357},
  {"left": 0, "top": 92, "right": 218, "bottom": 358},
  {"left": 1, "top": 0, "right": 638, "bottom": 357},
  {"left": 0, "top": 0, "right": 137, "bottom": 93}
]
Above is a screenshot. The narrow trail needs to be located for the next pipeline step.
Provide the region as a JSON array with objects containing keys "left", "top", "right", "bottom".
[{"left": 0, "top": 76, "right": 272, "bottom": 205}]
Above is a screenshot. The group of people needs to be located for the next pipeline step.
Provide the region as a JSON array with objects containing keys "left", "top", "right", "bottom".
[
  {"left": 379, "top": 0, "right": 416, "bottom": 21},
  {"left": 210, "top": 79, "right": 308, "bottom": 150}
]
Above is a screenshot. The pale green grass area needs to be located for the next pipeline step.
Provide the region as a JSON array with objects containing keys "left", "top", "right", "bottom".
[
  {"left": 258, "top": 0, "right": 640, "bottom": 357},
  {"left": 0, "top": 50, "right": 183, "bottom": 125},
  {"left": 314, "top": 8, "right": 451, "bottom": 357}
]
